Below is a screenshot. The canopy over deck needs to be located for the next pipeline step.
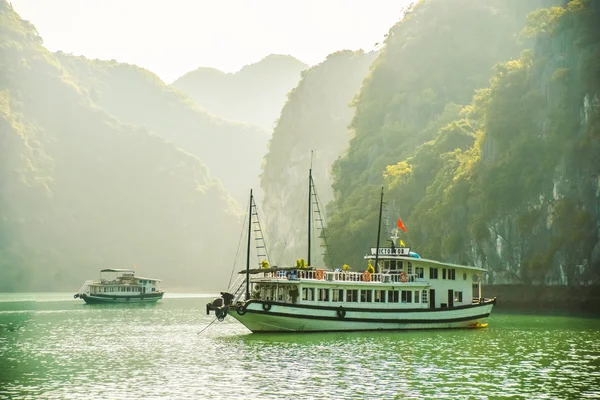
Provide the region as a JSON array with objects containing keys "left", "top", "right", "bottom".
[
  {"left": 101, "top": 268, "right": 135, "bottom": 273},
  {"left": 238, "top": 266, "right": 317, "bottom": 275}
]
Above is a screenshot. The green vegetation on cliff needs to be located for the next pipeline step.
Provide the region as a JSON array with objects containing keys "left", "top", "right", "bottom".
[
  {"left": 327, "top": 0, "right": 554, "bottom": 271},
  {"left": 327, "top": 0, "right": 599, "bottom": 285},
  {"left": 397, "top": 0, "right": 600, "bottom": 285},
  {"left": 0, "top": 1, "right": 241, "bottom": 292}
]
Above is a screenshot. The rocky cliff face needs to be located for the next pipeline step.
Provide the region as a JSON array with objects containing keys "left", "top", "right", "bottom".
[{"left": 259, "top": 50, "right": 376, "bottom": 266}]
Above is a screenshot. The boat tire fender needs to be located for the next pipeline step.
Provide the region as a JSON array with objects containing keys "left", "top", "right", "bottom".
[
  {"left": 262, "top": 302, "right": 272, "bottom": 312},
  {"left": 237, "top": 305, "right": 247, "bottom": 315},
  {"left": 337, "top": 307, "right": 346, "bottom": 318},
  {"left": 361, "top": 271, "right": 371, "bottom": 282},
  {"left": 399, "top": 271, "right": 408, "bottom": 283}
]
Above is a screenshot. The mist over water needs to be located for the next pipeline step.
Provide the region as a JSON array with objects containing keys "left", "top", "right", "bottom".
[{"left": 1, "top": 294, "right": 599, "bottom": 399}]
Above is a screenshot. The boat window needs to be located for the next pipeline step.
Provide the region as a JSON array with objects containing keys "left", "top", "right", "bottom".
[
  {"left": 430, "top": 268, "right": 439, "bottom": 279},
  {"left": 422, "top": 290, "right": 428, "bottom": 303},
  {"left": 401, "top": 290, "right": 412, "bottom": 303},
  {"left": 388, "top": 290, "right": 399, "bottom": 303},
  {"left": 374, "top": 290, "right": 386, "bottom": 303},
  {"left": 360, "top": 289, "right": 372, "bottom": 303},
  {"left": 318, "top": 288, "right": 329, "bottom": 302},
  {"left": 390, "top": 260, "right": 397, "bottom": 271},
  {"left": 454, "top": 291, "right": 463, "bottom": 302},
  {"left": 463, "top": 272, "right": 467, "bottom": 280},
  {"left": 302, "top": 287, "right": 315, "bottom": 301},
  {"left": 443, "top": 269, "right": 447, "bottom": 280},
  {"left": 416, "top": 267, "right": 424, "bottom": 279},
  {"left": 383, "top": 260, "right": 390, "bottom": 270},
  {"left": 332, "top": 289, "right": 343, "bottom": 302},
  {"left": 449, "top": 269, "right": 456, "bottom": 280},
  {"left": 414, "top": 290, "right": 420, "bottom": 303},
  {"left": 408, "top": 262, "right": 413, "bottom": 275},
  {"left": 346, "top": 289, "right": 358, "bottom": 302}
]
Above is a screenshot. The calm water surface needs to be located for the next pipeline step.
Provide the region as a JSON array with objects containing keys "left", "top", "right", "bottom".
[{"left": 1, "top": 293, "right": 599, "bottom": 399}]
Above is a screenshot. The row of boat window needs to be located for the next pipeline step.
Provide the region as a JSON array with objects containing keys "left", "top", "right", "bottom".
[
  {"left": 381, "top": 263, "right": 464, "bottom": 281},
  {"left": 91, "top": 286, "right": 156, "bottom": 293}
]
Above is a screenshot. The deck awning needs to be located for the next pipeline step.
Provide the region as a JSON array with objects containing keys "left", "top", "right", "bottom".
[
  {"left": 238, "top": 266, "right": 317, "bottom": 275},
  {"left": 100, "top": 269, "right": 135, "bottom": 273}
]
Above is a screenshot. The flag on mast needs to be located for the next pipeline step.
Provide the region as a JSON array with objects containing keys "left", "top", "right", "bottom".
[{"left": 397, "top": 218, "right": 407, "bottom": 233}]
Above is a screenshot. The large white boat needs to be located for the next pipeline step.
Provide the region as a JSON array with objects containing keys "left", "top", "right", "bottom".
[
  {"left": 74, "top": 268, "right": 165, "bottom": 304},
  {"left": 207, "top": 169, "right": 496, "bottom": 333}
]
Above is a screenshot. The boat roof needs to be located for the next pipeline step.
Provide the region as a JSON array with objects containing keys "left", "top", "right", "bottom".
[
  {"left": 101, "top": 269, "right": 134, "bottom": 273},
  {"left": 365, "top": 255, "right": 487, "bottom": 272},
  {"left": 135, "top": 276, "right": 161, "bottom": 282}
]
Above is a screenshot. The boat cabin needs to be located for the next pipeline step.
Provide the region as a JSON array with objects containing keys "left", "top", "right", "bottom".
[
  {"left": 87, "top": 268, "right": 162, "bottom": 296},
  {"left": 244, "top": 247, "right": 484, "bottom": 310}
]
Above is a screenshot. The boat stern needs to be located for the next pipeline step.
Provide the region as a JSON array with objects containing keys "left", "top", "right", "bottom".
[{"left": 206, "top": 292, "right": 235, "bottom": 321}]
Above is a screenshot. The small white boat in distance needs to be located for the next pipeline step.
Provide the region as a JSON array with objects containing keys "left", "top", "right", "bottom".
[{"left": 74, "top": 268, "right": 164, "bottom": 304}]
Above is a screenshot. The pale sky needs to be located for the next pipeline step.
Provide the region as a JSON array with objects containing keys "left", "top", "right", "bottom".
[{"left": 10, "top": 0, "right": 412, "bottom": 83}]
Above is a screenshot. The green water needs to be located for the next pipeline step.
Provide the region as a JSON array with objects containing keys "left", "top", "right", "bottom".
[{"left": 1, "top": 293, "right": 599, "bottom": 399}]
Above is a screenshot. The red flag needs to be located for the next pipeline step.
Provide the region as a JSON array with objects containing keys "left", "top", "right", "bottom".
[{"left": 397, "top": 218, "right": 407, "bottom": 233}]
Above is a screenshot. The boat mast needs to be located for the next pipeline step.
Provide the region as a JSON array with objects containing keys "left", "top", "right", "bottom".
[
  {"left": 374, "top": 187, "right": 384, "bottom": 273},
  {"left": 245, "top": 189, "right": 253, "bottom": 301},
  {"left": 308, "top": 151, "right": 313, "bottom": 266}
]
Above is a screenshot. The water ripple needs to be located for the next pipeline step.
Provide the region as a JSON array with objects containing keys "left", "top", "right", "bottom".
[{"left": 1, "top": 295, "right": 599, "bottom": 399}]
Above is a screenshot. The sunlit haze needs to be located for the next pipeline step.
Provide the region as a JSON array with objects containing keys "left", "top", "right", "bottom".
[{"left": 10, "top": 0, "right": 412, "bottom": 82}]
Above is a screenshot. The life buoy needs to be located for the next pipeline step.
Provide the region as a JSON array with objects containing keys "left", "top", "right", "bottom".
[
  {"left": 337, "top": 307, "right": 346, "bottom": 318},
  {"left": 237, "top": 305, "right": 247, "bottom": 315},
  {"left": 315, "top": 269, "right": 325, "bottom": 280},
  {"left": 399, "top": 271, "right": 408, "bottom": 283},
  {"left": 361, "top": 271, "right": 371, "bottom": 282},
  {"left": 262, "top": 302, "right": 272, "bottom": 311}
]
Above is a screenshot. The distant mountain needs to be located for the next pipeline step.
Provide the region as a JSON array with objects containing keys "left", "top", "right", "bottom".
[
  {"left": 260, "top": 50, "right": 377, "bottom": 266},
  {"left": 172, "top": 54, "right": 308, "bottom": 131},
  {"left": 55, "top": 52, "right": 269, "bottom": 205},
  {"left": 0, "top": 1, "right": 242, "bottom": 292}
]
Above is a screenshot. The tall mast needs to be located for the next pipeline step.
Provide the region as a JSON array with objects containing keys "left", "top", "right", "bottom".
[
  {"left": 245, "top": 189, "right": 253, "bottom": 301},
  {"left": 308, "top": 168, "right": 312, "bottom": 266},
  {"left": 374, "top": 187, "right": 384, "bottom": 273}
]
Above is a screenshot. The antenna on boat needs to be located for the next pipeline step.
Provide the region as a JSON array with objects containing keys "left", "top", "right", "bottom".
[
  {"left": 245, "top": 189, "right": 253, "bottom": 301},
  {"left": 374, "top": 187, "right": 384, "bottom": 273}
]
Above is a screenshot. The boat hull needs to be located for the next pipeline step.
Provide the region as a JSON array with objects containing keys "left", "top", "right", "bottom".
[
  {"left": 226, "top": 299, "right": 496, "bottom": 333},
  {"left": 80, "top": 292, "right": 164, "bottom": 304}
]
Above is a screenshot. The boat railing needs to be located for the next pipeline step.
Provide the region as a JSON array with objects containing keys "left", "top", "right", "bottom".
[{"left": 253, "top": 270, "right": 422, "bottom": 284}]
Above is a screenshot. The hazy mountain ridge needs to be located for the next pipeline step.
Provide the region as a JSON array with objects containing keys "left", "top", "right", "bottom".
[
  {"left": 0, "top": 1, "right": 242, "bottom": 292},
  {"left": 260, "top": 50, "right": 377, "bottom": 266},
  {"left": 54, "top": 52, "right": 269, "bottom": 205},
  {"left": 172, "top": 54, "right": 308, "bottom": 131}
]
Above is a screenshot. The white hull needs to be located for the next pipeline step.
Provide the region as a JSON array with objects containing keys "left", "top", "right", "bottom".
[
  {"left": 227, "top": 300, "right": 495, "bottom": 332},
  {"left": 80, "top": 293, "right": 164, "bottom": 304}
]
